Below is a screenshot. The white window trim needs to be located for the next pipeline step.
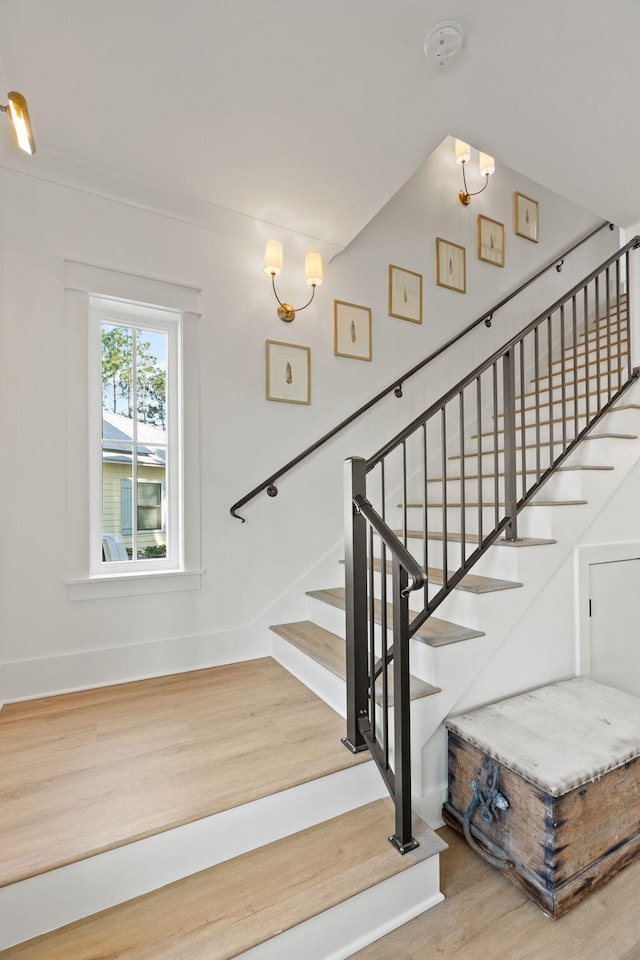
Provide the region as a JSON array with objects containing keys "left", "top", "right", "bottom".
[{"left": 64, "top": 260, "right": 202, "bottom": 601}]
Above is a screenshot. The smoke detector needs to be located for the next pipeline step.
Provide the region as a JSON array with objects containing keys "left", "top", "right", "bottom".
[{"left": 424, "top": 20, "right": 464, "bottom": 68}]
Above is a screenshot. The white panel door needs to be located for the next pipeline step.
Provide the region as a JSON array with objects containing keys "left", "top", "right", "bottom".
[{"left": 589, "top": 558, "right": 640, "bottom": 696}]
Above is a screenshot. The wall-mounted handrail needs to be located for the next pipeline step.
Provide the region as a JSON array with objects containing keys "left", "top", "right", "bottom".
[{"left": 230, "top": 220, "right": 613, "bottom": 520}]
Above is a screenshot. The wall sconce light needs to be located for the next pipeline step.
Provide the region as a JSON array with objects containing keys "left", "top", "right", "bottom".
[
  {"left": 264, "top": 240, "right": 323, "bottom": 322},
  {"left": 455, "top": 139, "right": 493, "bottom": 205},
  {"left": 0, "top": 91, "right": 36, "bottom": 155}
]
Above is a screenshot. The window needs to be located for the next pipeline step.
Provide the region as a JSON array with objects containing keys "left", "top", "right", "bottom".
[{"left": 89, "top": 296, "right": 182, "bottom": 575}]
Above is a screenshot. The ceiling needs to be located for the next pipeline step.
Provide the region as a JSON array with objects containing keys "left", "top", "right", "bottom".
[{"left": 0, "top": 0, "right": 638, "bottom": 250}]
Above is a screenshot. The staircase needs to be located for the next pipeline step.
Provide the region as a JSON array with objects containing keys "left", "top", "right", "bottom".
[
  {"left": 4, "top": 242, "right": 640, "bottom": 959},
  {"left": 269, "top": 240, "right": 640, "bottom": 850}
]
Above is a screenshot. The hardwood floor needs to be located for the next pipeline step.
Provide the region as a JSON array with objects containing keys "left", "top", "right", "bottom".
[
  {"left": 0, "top": 658, "right": 367, "bottom": 887},
  {"left": 352, "top": 826, "right": 640, "bottom": 960}
]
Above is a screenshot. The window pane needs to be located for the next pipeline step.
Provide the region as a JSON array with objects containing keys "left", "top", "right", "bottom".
[
  {"left": 136, "top": 329, "right": 167, "bottom": 430},
  {"left": 101, "top": 323, "right": 134, "bottom": 428},
  {"left": 101, "top": 446, "right": 133, "bottom": 562},
  {"left": 136, "top": 464, "right": 166, "bottom": 558}
]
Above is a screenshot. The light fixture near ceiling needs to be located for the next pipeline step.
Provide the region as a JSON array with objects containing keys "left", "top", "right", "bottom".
[
  {"left": 0, "top": 91, "right": 36, "bottom": 155},
  {"left": 454, "top": 139, "right": 494, "bottom": 205},
  {"left": 264, "top": 241, "right": 323, "bottom": 322}
]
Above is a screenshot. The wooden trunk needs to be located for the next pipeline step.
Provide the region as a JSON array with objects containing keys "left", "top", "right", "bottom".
[{"left": 442, "top": 678, "right": 640, "bottom": 918}]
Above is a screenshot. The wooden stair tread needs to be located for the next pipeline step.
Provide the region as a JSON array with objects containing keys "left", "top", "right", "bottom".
[
  {"left": 306, "top": 588, "right": 484, "bottom": 647},
  {"left": 552, "top": 336, "right": 629, "bottom": 365},
  {"left": 530, "top": 361, "right": 627, "bottom": 384},
  {"left": 394, "top": 530, "right": 556, "bottom": 547},
  {"left": 269, "top": 621, "right": 440, "bottom": 702},
  {"left": 474, "top": 415, "right": 628, "bottom": 437},
  {"left": 496, "top": 389, "right": 622, "bottom": 415},
  {"left": 367, "top": 558, "right": 522, "bottom": 594},
  {"left": 0, "top": 659, "right": 368, "bottom": 889},
  {"left": 402, "top": 500, "right": 587, "bottom": 508},
  {"left": 448, "top": 433, "right": 638, "bottom": 462},
  {"left": 424, "top": 464, "right": 612, "bottom": 481},
  {"left": 1, "top": 799, "right": 445, "bottom": 960}
]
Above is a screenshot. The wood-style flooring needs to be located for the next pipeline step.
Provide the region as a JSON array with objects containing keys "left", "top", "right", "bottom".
[
  {"left": 0, "top": 657, "right": 367, "bottom": 886},
  {"left": 352, "top": 826, "right": 640, "bottom": 960}
]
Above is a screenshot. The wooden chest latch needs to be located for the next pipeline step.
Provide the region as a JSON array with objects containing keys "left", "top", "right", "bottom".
[{"left": 464, "top": 757, "right": 514, "bottom": 871}]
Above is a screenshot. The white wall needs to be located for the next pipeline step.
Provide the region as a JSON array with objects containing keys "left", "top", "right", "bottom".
[{"left": 0, "top": 137, "right": 617, "bottom": 701}]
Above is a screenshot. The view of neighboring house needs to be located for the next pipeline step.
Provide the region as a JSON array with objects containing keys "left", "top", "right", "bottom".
[{"left": 101, "top": 410, "right": 167, "bottom": 559}]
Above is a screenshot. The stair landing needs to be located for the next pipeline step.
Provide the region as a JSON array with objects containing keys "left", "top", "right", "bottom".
[{"left": 0, "top": 658, "right": 369, "bottom": 888}]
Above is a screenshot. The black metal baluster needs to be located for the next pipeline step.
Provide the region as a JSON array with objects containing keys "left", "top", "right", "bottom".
[
  {"left": 572, "top": 295, "right": 580, "bottom": 438},
  {"left": 343, "top": 457, "right": 369, "bottom": 754},
  {"left": 560, "top": 305, "right": 567, "bottom": 454},
  {"left": 534, "top": 325, "right": 541, "bottom": 483},
  {"left": 422, "top": 422, "right": 429, "bottom": 611},
  {"left": 459, "top": 391, "right": 465, "bottom": 571},
  {"left": 493, "top": 362, "right": 499, "bottom": 530},
  {"left": 476, "top": 376, "right": 483, "bottom": 545},
  {"left": 402, "top": 441, "right": 408, "bottom": 548},
  {"left": 441, "top": 407, "right": 448, "bottom": 583},
  {"left": 503, "top": 349, "right": 518, "bottom": 541},
  {"left": 626, "top": 250, "right": 632, "bottom": 382},
  {"left": 595, "top": 275, "right": 602, "bottom": 413},
  {"left": 547, "top": 315, "right": 553, "bottom": 469},
  {"left": 605, "top": 266, "right": 612, "bottom": 402},
  {"left": 584, "top": 285, "right": 590, "bottom": 418},
  {"left": 520, "top": 337, "right": 527, "bottom": 496},
  {"left": 389, "top": 557, "right": 418, "bottom": 855}
]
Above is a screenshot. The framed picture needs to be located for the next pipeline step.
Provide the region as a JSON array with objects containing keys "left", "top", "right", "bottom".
[
  {"left": 477, "top": 215, "right": 505, "bottom": 267},
  {"left": 388, "top": 264, "right": 423, "bottom": 323},
  {"left": 334, "top": 300, "right": 372, "bottom": 361},
  {"left": 514, "top": 192, "right": 539, "bottom": 242},
  {"left": 436, "top": 237, "right": 466, "bottom": 293},
  {"left": 266, "top": 339, "right": 311, "bottom": 404}
]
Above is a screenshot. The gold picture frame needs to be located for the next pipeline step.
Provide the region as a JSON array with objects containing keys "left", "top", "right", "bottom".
[
  {"left": 388, "top": 264, "right": 423, "bottom": 323},
  {"left": 514, "top": 192, "right": 539, "bottom": 243},
  {"left": 266, "top": 339, "right": 311, "bottom": 404},
  {"left": 477, "top": 215, "right": 505, "bottom": 267},
  {"left": 334, "top": 300, "right": 372, "bottom": 361},
  {"left": 436, "top": 237, "right": 466, "bottom": 293}
]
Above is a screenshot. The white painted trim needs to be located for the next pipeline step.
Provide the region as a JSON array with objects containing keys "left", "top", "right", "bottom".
[
  {"left": 0, "top": 762, "right": 386, "bottom": 950},
  {"left": 575, "top": 541, "right": 640, "bottom": 675},
  {"left": 233, "top": 857, "right": 443, "bottom": 960},
  {"left": 65, "top": 259, "right": 202, "bottom": 313},
  {"left": 66, "top": 569, "right": 203, "bottom": 601},
  {"left": 0, "top": 626, "right": 267, "bottom": 703}
]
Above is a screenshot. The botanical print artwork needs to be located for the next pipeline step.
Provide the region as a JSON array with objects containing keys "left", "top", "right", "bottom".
[
  {"left": 334, "top": 300, "right": 372, "bottom": 361},
  {"left": 436, "top": 238, "right": 466, "bottom": 293},
  {"left": 388, "top": 265, "right": 423, "bottom": 323},
  {"left": 514, "top": 192, "right": 539, "bottom": 243},
  {"left": 478, "top": 215, "right": 505, "bottom": 267},
  {"left": 266, "top": 340, "right": 311, "bottom": 403}
]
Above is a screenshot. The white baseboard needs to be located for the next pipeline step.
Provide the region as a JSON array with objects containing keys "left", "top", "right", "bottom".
[
  {"left": 0, "top": 626, "right": 268, "bottom": 704},
  {"left": 413, "top": 781, "right": 448, "bottom": 830}
]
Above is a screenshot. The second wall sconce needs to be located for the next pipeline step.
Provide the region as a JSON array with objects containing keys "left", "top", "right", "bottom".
[
  {"left": 0, "top": 91, "right": 36, "bottom": 155},
  {"left": 264, "top": 240, "right": 323, "bottom": 322},
  {"left": 455, "top": 139, "right": 494, "bottom": 205}
]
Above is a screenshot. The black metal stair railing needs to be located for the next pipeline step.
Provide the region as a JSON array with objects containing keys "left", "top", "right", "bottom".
[{"left": 344, "top": 238, "right": 640, "bottom": 852}]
